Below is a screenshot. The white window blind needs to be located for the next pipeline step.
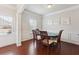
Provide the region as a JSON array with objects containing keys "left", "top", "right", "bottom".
[{"left": 29, "top": 18, "right": 37, "bottom": 29}]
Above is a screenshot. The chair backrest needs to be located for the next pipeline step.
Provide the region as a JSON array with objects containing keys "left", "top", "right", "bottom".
[
  {"left": 35, "top": 29, "right": 40, "bottom": 35},
  {"left": 32, "top": 29, "right": 41, "bottom": 40},
  {"left": 40, "top": 31, "right": 48, "bottom": 35},
  {"left": 32, "top": 30, "right": 37, "bottom": 39},
  {"left": 40, "top": 31, "right": 48, "bottom": 39},
  {"left": 57, "top": 30, "right": 64, "bottom": 42}
]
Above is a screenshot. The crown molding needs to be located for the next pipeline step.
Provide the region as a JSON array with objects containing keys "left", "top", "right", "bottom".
[
  {"left": 0, "top": 5, "right": 16, "bottom": 11},
  {"left": 44, "top": 5, "right": 79, "bottom": 16},
  {"left": 17, "top": 4, "right": 25, "bottom": 14},
  {"left": 24, "top": 9, "right": 42, "bottom": 16}
]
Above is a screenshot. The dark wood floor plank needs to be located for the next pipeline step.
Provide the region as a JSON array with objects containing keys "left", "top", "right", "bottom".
[{"left": 0, "top": 39, "right": 79, "bottom": 55}]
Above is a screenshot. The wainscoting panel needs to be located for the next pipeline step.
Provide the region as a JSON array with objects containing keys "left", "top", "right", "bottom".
[{"left": 71, "top": 32, "right": 79, "bottom": 42}]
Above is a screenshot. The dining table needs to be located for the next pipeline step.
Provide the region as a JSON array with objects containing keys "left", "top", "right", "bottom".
[
  {"left": 39, "top": 32, "right": 58, "bottom": 43},
  {"left": 41, "top": 32, "right": 59, "bottom": 45}
]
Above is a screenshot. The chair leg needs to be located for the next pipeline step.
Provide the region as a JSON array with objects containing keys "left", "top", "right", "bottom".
[{"left": 46, "top": 44, "right": 50, "bottom": 55}]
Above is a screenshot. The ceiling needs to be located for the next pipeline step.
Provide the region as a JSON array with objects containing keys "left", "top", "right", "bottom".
[{"left": 24, "top": 4, "right": 78, "bottom": 15}]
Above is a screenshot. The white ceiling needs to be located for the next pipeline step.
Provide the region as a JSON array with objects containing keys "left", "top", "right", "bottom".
[{"left": 24, "top": 4, "right": 78, "bottom": 15}]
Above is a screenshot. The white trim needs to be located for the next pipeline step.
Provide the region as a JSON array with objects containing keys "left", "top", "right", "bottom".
[
  {"left": 45, "top": 5, "right": 79, "bottom": 16},
  {"left": 16, "top": 43, "right": 22, "bottom": 47},
  {"left": 17, "top": 4, "right": 25, "bottom": 13},
  {"left": 0, "top": 41, "right": 15, "bottom": 48},
  {"left": 62, "top": 39, "right": 79, "bottom": 45},
  {"left": 22, "top": 39, "right": 31, "bottom": 42},
  {"left": 24, "top": 9, "right": 42, "bottom": 16}
]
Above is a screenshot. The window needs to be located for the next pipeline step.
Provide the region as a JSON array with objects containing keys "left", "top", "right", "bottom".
[
  {"left": 0, "top": 15, "right": 13, "bottom": 35},
  {"left": 0, "top": 15, "right": 13, "bottom": 25},
  {"left": 44, "top": 19, "right": 52, "bottom": 26},
  {"left": 29, "top": 18, "right": 37, "bottom": 29},
  {"left": 47, "top": 19, "right": 52, "bottom": 25}
]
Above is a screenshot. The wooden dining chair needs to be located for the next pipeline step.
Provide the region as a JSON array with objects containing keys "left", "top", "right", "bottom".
[
  {"left": 32, "top": 29, "right": 41, "bottom": 40},
  {"left": 39, "top": 31, "right": 51, "bottom": 46},
  {"left": 40, "top": 31, "right": 48, "bottom": 39},
  {"left": 57, "top": 30, "right": 64, "bottom": 42},
  {"left": 32, "top": 30, "right": 37, "bottom": 40}
]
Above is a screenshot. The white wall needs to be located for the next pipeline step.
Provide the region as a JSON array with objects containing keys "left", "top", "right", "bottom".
[
  {"left": 0, "top": 5, "right": 42, "bottom": 47},
  {"left": 0, "top": 5, "right": 16, "bottom": 47},
  {"left": 43, "top": 6, "right": 79, "bottom": 45},
  {"left": 21, "top": 10, "right": 42, "bottom": 41}
]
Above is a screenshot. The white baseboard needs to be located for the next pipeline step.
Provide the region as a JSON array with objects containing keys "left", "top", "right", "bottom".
[
  {"left": 62, "top": 39, "right": 79, "bottom": 45},
  {"left": 0, "top": 42, "right": 16, "bottom": 48},
  {"left": 21, "top": 38, "right": 32, "bottom": 42},
  {"left": 0, "top": 39, "right": 32, "bottom": 48},
  {"left": 16, "top": 43, "right": 22, "bottom": 47}
]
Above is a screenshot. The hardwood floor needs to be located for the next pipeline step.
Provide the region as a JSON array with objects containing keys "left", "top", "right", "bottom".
[{"left": 0, "top": 39, "right": 79, "bottom": 55}]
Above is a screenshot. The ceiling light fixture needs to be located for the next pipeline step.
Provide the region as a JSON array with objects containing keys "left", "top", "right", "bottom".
[{"left": 47, "top": 4, "right": 52, "bottom": 8}]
